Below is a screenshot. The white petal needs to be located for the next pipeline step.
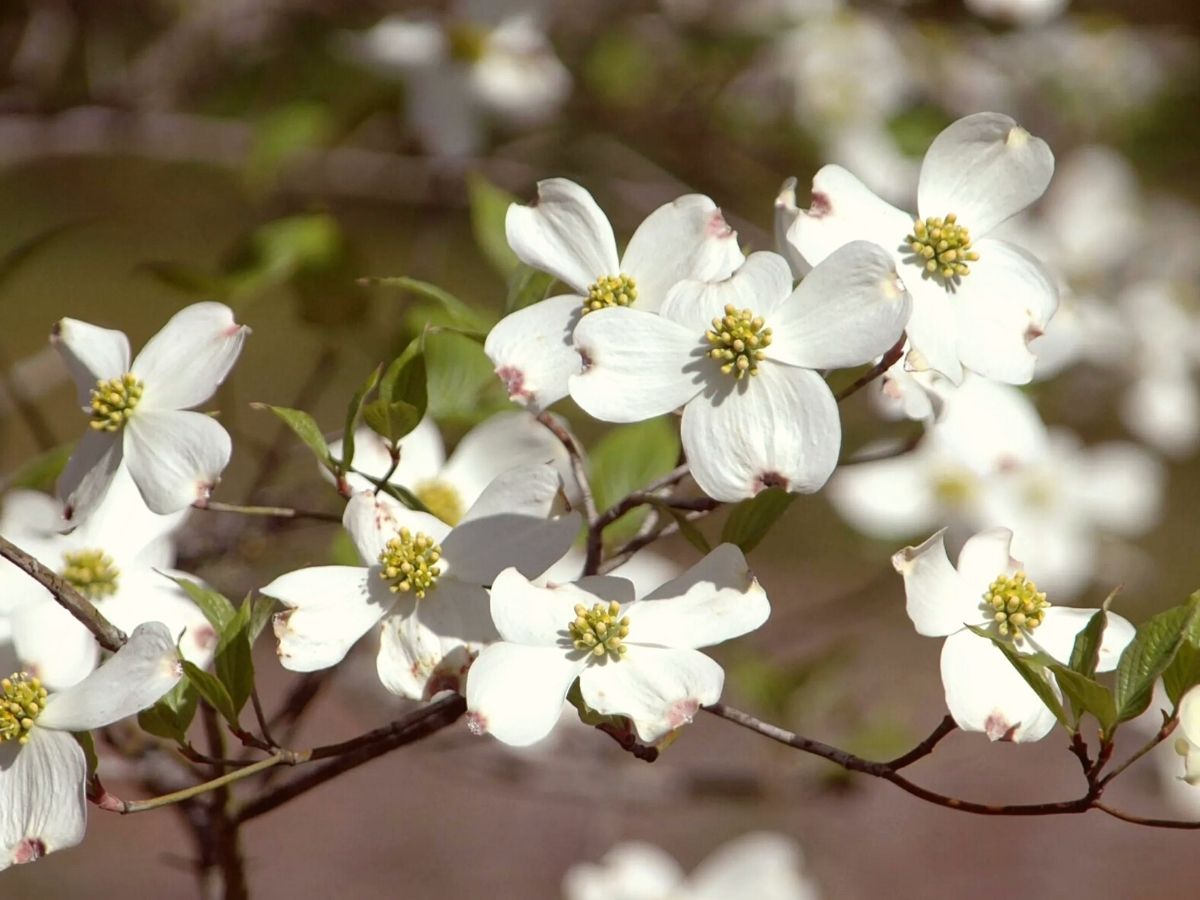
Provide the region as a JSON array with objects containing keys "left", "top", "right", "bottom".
[
  {"left": 827, "top": 445, "right": 942, "bottom": 539},
  {"left": 0, "top": 728, "right": 87, "bottom": 871},
  {"left": 505, "top": 178, "right": 619, "bottom": 293},
  {"left": 918, "top": 113, "right": 1054, "bottom": 237},
  {"left": 954, "top": 239, "right": 1058, "bottom": 385},
  {"left": 939, "top": 629, "right": 1059, "bottom": 742},
  {"left": 50, "top": 318, "right": 130, "bottom": 406},
  {"left": 891, "top": 529, "right": 981, "bottom": 637},
  {"left": 660, "top": 251, "right": 795, "bottom": 335},
  {"left": 466, "top": 642, "right": 586, "bottom": 746},
  {"left": 328, "top": 419, "right": 445, "bottom": 492},
  {"left": 955, "top": 527, "right": 1017, "bottom": 595},
  {"left": 927, "top": 373, "right": 1048, "bottom": 470},
  {"left": 1035, "top": 608, "right": 1135, "bottom": 672},
  {"left": 444, "top": 475, "right": 581, "bottom": 586},
  {"left": 1180, "top": 686, "right": 1200, "bottom": 747},
  {"left": 262, "top": 565, "right": 392, "bottom": 672},
  {"left": 569, "top": 307, "right": 701, "bottom": 422},
  {"left": 484, "top": 295, "right": 583, "bottom": 412},
  {"left": 76, "top": 465, "right": 188, "bottom": 569},
  {"left": 491, "top": 568, "right": 633, "bottom": 645},
  {"left": 375, "top": 602, "right": 439, "bottom": 700},
  {"left": 125, "top": 410, "right": 231, "bottom": 514},
  {"left": 580, "top": 646, "right": 725, "bottom": 743},
  {"left": 629, "top": 544, "right": 770, "bottom": 649},
  {"left": 774, "top": 177, "right": 811, "bottom": 279},
  {"left": 682, "top": 362, "right": 839, "bottom": 502},
  {"left": 769, "top": 241, "right": 911, "bottom": 370},
  {"left": 38, "top": 622, "right": 182, "bottom": 731},
  {"left": 9, "top": 600, "right": 99, "bottom": 692},
  {"left": 101, "top": 570, "right": 219, "bottom": 668},
  {"left": 0, "top": 491, "right": 62, "bottom": 538},
  {"left": 620, "top": 195, "right": 744, "bottom": 312},
  {"left": 443, "top": 416, "right": 572, "bottom": 513},
  {"left": 57, "top": 429, "right": 123, "bottom": 526},
  {"left": 904, "top": 277, "right": 964, "bottom": 384},
  {"left": 564, "top": 843, "right": 685, "bottom": 900},
  {"left": 342, "top": 489, "right": 450, "bottom": 565},
  {"left": 690, "top": 833, "right": 816, "bottom": 900},
  {"left": 131, "top": 302, "right": 249, "bottom": 410},
  {"left": 785, "top": 165, "right": 913, "bottom": 268},
  {"left": 1068, "top": 442, "right": 1164, "bottom": 536}
]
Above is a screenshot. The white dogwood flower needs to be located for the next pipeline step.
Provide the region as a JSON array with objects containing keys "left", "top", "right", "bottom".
[
  {"left": 787, "top": 112, "right": 1058, "bottom": 384},
  {"left": 564, "top": 832, "right": 819, "bottom": 900},
  {"left": 1174, "top": 686, "right": 1200, "bottom": 786},
  {"left": 0, "top": 469, "right": 215, "bottom": 689},
  {"left": 570, "top": 246, "right": 910, "bottom": 501},
  {"left": 465, "top": 544, "right": 770, "bottom": 746},
  {"left": 263, "top": 464, "right": 579, "bottom": 699},
  {"left": 52, "top": 302, "right": 249, "bottom": 524},
  {"left": 485, "top": 179, "right": 744, "bottom": 411},
  {"left": 892, "top": 527, "right": 1134, "bottom": 742},
  {"left": 0, "top": 622, "right": 182, "bottom": 871},
  {"left": 328, "top": 411, "right": 575, "bottom": 524}
]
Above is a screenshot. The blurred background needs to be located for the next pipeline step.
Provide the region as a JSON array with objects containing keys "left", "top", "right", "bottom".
[{"left": 1, "top": 0, "right": 1199, "bottom": 896}]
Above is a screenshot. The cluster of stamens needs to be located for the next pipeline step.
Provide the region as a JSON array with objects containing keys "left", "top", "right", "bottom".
[
  {"left": 378, "top": 528, "right": 442, "bottom": 598},
  {"left": 0, "top": 674, "right": 47, "bottom": 744},
  {"left": 61, "top": 548, "right": 120, "bottom": 599},
  {"left": 89, "top": 373, "right": 143, "bottom": 432},
  {"left": 906, "top": 213, "right": 979, "bottom": 279},
  {"left": 584, "top": 274, "right": 638, "bottom": 314},
  {"left": 983, "top": 571, "right": 1049, "bottom": 641},
  {"left": 705, "top": 304, "right": 773, "bottom": 379},
  {"left": 568, "top": 600, "right": 630, "bottom": 659},
  {"left": 415, "top": 480, "right": 465, "bottom": 527}
]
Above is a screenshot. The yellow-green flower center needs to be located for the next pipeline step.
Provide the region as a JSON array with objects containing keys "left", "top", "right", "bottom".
[
  {"left": 0, "top": 674, "right": 47, "bottom": 744},
  {"left": 378, "top": 528, "right": 442, "bottom": 598},
  {"left": 446, "top": 21, "right": 488, "bottom": 63},
  {"left": 414, "top": 479, "right": 465, "bottom": 527},
  {"left": 706, "top": 304, "right": 772, "bottom": 379},
  {"left": 89, "top": 372, "right": 143, "bottom": 432},
  {"left": 906, "top": 213, "right": 979, "bottom": 280},
  {"left": 983, "top": 571, "right": 1049, "bottom": 642},
  {"left": 584, "top": 274, "right": 638, "bottom": 314},
  {"left": 568, "top": 600, "right": 630, "bottom": 659},
  {"left": 61, "top": 548, "right": 120, "bottom": 599}
]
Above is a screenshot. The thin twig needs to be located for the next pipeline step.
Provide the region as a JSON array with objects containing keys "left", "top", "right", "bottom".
[
  {"left": 883, "top": 716, "right": 957, "bottom": 770},
  {"left": 834, "top": 334, "right": 906, "bottom": 403},
  {"left": 1094, "top": 801, "right": 1200, "bottom": 830},
  {"left": 0, "top": 534, "right": 126, "bottom": 651},
  {"left": 95, "top": 754, "right": 290, "bottom": 814},
  {"left": 195, "top": 499, "right": 341, "bottom": 523},
  {"left": 1100, "top": 716, "right": 1178, "bottom": 787}
]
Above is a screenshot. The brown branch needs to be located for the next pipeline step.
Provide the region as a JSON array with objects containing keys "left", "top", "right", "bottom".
[
  {"left": 234, "top": 694, "right": 466, "bottom": 824},
  {"left": 1100, "top": 716, "right": 1178, "bottom": 787},
  {"left": 834, "top": 334, "right": 906, "bottom": 403},
  {"left": 883, "top": 716, "right": 957, "bottom": 770},
  {"left": 0, "top": 534, "right": 126, "bottom": 651},
  {"left": 1094, "top": 802, "right": 1200, "bottom": 829}
]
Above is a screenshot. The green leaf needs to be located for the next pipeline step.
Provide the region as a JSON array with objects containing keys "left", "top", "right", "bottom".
[
  {"left": 662, "top": 506, "right": 711, "bottom": 557},
  {"left": 1162, "top": 591, "right": 1200, "bottom": 706},
  {"left": 214, "top": 599, "right": 254, "bottom": 717},
  {"left": 720, "top": 489, "right": 795, "bottom": 554},
  {"left": 467, "top": 172, "right": 519, "bottom": 276},
  {"left": 1047, "top": 663, "right": 1117, "bottom": 733},
  {"left": 363, "top": 275, "right": 490, "bottom": 332},
  {"left": 171, "top": 577, "right": 236, "bottom": 632},
  {"left": 249, "top": 595, "right": 277, "bottom": 644},
  {"left": 137, "top": 680, "right": 198, "bottom": 743},
  {"left": 589, "top": 418, "right": 681, "bottom": 543},
  {"left": 424, "top": 331, "right": 497, "bottom": 421},
  {"left": 251, "top": 403, "right": 331, "bottom": 468},
  {"left": 505, "top": 263, "right": 554, "bottom": 314},
  {"left": 967, "top": 625, "right": 1070, "bottom": 729},
  {"left": 337, "top": 364, "right": 382, "bottom": 475},
  {"left": 366, "top": 342, "right": 428, "bottom": 445},
  {"left": 182, "top": 661, "right": 239, "bottom": 726},
  {"left": 1069, "top": 607, "right": 1109, "bottom": 679},
  {"left": 363, "top": 398, "right": 423, "bottom": 445},
  {"left": 1, "top": 442, "right": 73, "bottom": 493},
  {"left": 1114, "top": 596, "right": 1200, "bottom": 723}
]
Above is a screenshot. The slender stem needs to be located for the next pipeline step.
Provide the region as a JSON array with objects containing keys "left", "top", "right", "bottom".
[
  {"left": 99, "top": 754, "right": 290, "bottom": 814},
  {"left": 834, "top": 334, "right": 906, "bottom": 403},
  {"left": 1100, "top": 717, "right": 1178, "bottom": 787},
  {"left": 1094, "top": 801, "right": 1200, "bottom": 829},
  {"left": 884, "top": 716, "right": 957, "bottom": 770},
  {"left": 250, "top": 686, "right": 278, "bottom": 750},
  {"left": 195, "top": 500, "right": 342, "bottom": 523},
  {"left": 0, "top": 534, "right": 126, "bottom": 651}
]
